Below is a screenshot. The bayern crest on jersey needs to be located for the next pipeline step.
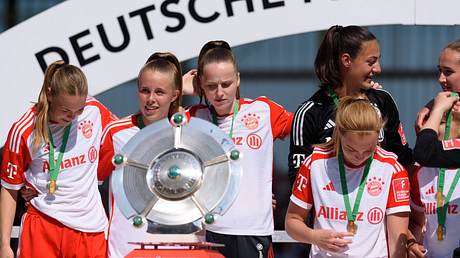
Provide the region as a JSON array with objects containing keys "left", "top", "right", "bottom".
[
  {"left": 366, "top": 177, "right": 384, "bottom": 197},
  {"left": 78, "top": 120, "right": 94, "bottom": 139},
  {"left": 241, "top": 113, "right": 260, "bottom": 130}
]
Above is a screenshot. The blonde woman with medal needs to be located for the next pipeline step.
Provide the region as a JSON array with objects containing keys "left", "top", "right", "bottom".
[
  {"left": 0, "top": 61, "right": 116, "bottom": 258},
  {"left": 187, "top": 40, "right": 293, "bottom": 258},
  {"left": 409, "top": 39, "right": 460, "bottom": 258},
  {"left": 286, "top": 96, "right": 410, "bottom": 258},
  {"left": 97, "top": 52, "right": 182, "bottom": 258}
]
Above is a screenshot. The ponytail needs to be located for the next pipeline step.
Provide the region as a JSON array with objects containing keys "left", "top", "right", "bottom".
[
  {"left": 197, "top": 40, "right": 240, "bottom": 103},
  {"left": 32, "top": 61, "right": 88, "bottom": 153},
  {"left": 140, "top": 52, "right": 183, "bottom": 117},
  {"left": 315, "top": 25, "right": 377, "bottom": 90}
]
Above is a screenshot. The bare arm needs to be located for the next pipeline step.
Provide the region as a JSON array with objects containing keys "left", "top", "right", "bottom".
[
  {"left": 0, "top": 188, "right": 18, "bottom": 258},
  {"left": 387, "top": 212, "right": 409, "bottom": 258},
  {"left": 285, "top": 202, "right": 352, "bottom": 253},
  {"left": 407, "top": 209, "right": 426, "bottom": 258}
]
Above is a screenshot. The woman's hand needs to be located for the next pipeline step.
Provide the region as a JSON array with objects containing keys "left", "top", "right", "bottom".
[
  {"left": 20, "top": 187, "right": 37, "bottom": 202},
  {"left": 407, "top": 241, "right": 427, "bottom": 258},
  {"left": 311, "top": 229, "right": 353, "bottom": 253},
  {"left": 182, "top": 69, "right": 200, "bottom": 96},
  {"left": 272, "top": 193, "right": 276, "bottom": 210},
  {"left": 415, "top": 106, "right": 431, "bottom": 134},
  {"left": 432, "top": 91, "right": 459, "bottom": 114},
  {"left": 0, "top": 244, "right": 14, "bottom": 258},
  {"left": 370, "top": 80, "right": 383, "bottom": 90}
]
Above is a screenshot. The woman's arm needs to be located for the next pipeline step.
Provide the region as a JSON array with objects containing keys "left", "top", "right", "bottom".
[
  {"left": 387, "top": 212, "right": 409, "bottom": 258},
  {"left": 0, "top": 188, "right": 18, "bottom": 258},
  {"left": 285, "top": 202, "right": 352, "bottom": 253},
  {"left": 407, "top": 209, "right": 426, "bottom": 258}
]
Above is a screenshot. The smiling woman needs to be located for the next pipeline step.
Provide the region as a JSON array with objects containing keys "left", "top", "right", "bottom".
[{"left": 288, "top": 25, "right": 413, "bottom": 188}]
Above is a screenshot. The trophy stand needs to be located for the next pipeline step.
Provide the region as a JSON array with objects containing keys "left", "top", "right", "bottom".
[{"left": 111, "top": 113, "right": 242, "bottom": 258}]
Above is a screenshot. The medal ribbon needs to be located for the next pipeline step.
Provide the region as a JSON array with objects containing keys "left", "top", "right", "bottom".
[
  {"left": 137, "top": 114, "right": 145, "bottom": 129},
  {"left": 338, "top": 147, "right": 374, "bottom": 224},
  {"left": 327, "top": 85, "right": 340, "bottom": 107},
  {"left": 48, "top": 125, "right": 71, "bottom": 189},
  {"left": 211, "top": 99, "right": 239, "bottom": 139},
  {"left": 437, "top": 92, "right": 460, "bottom": 235}
]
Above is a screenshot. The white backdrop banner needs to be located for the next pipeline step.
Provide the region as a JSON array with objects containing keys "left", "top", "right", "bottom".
[{"left": 0, "top": 0, "right": 457, "bottom": 144}]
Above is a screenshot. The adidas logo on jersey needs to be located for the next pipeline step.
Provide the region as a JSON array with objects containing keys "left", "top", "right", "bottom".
[
  {"left": 425, "top": 185, "right": 435, "bottom": 195},
  {"left": 323, "top": 181, "right": 335, "bottom": 191},
  {"left": 323, "top": 119, "right": 336, "bottom": 130}
]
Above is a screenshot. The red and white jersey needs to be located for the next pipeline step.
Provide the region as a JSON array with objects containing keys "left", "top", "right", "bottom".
[
  {"left": 99, "top": 113, "right": 155, "bottom": 258},
  {"left": 291, "top": 147, "right": 410, "bottom": 258},
  {"left": 411, "top": 166, "right": 460, "bottom": 258},
  {"left": 188, "top": 96, "right": 293, "bottom": 235},
  {"left": 1, "top": 97, "right": 115, "bottom": 233}
]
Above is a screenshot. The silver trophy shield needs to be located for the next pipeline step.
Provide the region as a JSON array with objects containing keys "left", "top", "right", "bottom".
[{"left": 111, "top": 113, "right": 242, "bottom": 234}]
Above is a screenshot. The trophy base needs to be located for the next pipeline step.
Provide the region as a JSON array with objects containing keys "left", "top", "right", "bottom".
[{"left": 126, "top": 242, "right": 225, "bottom": 258}]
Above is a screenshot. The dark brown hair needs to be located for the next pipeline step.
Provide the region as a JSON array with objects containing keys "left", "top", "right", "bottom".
[{"left": 315, "top": 25, "right": 377, "bottom": 90}]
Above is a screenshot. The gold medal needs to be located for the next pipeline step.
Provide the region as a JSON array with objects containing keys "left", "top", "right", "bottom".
[
  {"left": 48, "top": 180, "right": 56, "bottom": 194},
  {"left": 347, "top": 221, "right": 357, "bottom": 235},
  {"left": 437, "top": 224, "right": 444, "bottom": 241},
  {"left": 436, "top": 191, "right": 444, "bottom": 207}
]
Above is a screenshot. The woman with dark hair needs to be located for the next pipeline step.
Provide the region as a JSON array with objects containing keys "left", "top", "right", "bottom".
[{"left": 288, "top": 25, "right": 412, "bottom": 187}]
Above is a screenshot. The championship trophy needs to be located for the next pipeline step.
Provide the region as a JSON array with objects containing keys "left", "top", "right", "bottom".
[{"left": 111, "top": 113, "right": 242, "bottom": 258}]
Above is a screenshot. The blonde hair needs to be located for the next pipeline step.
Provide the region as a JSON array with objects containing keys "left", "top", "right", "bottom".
[
  {"left": 140, "top": 52, "right": 183, "bottom": 117},
  {"left": 33, "top": 61, "right": 88, "bottom": 153},
  {"left": 318, "top": 96, "right": 383, "bottom": 153},
  {"left": 445, "top": 39, "right": 460, "bottom": 65}
]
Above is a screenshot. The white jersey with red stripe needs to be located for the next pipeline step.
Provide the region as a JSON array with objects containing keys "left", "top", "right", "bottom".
[
  {"left": 410, "top": 166, "right": 460, "bottom": 258},
  {"left": 1, "top": 97, "right": 115, "bottom": 232},
  {"left": 98, "top": 113, "right": 154, "bottom": 258},
  {"left": 291, "top": 147, "right": 410, "bottom": 258},
  {"left": 188, "top": 96, "right": 293, "bottom": 236}
]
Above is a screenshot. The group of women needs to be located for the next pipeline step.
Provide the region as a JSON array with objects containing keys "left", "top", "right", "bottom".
[{"left": 0, "top": 24, "right": 459, "bottom": 258}]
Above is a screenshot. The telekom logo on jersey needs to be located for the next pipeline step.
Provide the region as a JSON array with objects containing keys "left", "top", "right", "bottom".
[{"left": 42, "top": 146, "right": 98, "bottom": 172}]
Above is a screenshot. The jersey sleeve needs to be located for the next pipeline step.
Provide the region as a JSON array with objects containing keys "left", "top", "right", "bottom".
[
  {"left": 87, "top": 97, "right": 118, "bottom": 130},
  {"left": 379, "top": 90, "right": 414, "bottom": 167},
  {"left": 1, "top": 126, "right": 31, "bottom": 190},
  {"left": 386, "top": 164, "right": 411, "bottom": 215},
  {"left": 288, "top": 101, "right": 318, "bottom": 188},
  {"left": 290, "top": 155, "right": 313, "bottom": 210},
  {"left": 414, "top": 128, "right": 460, "bottom": 168},
  {"left": 98, "top": 128, "right": 115, "bottom": 182},
  {"left": 263, "top": 97, "right": 293, "bottom": 140},
  {"left": 409, "top": 166, "right": 425, "bottom": 212}
]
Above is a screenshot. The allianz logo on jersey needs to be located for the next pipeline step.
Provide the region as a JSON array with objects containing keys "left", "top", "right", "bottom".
[
  {"left": 42, "top": 146, "right": 98, "bottom": 172},
  {"left": 424, "top": 202, "right": 458, "bottom": 215},
  {"left": 232, "top": 134, "right": 263, "bottom": 150},
  {"left": 317, "top": 206, "right": 384, "bottom": 225}
]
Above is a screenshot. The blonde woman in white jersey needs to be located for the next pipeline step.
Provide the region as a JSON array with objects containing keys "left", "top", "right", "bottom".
[
  {"left": 97, "top": 52, "right": 182, "bottom": 258},
  {"left": 0, "top": 61, "right": 115, "bottom": 258},
  {"left": 409, "top": 39, "right": 460, "bottom": 258},
  {"left": 187, "top": 40, "right": 293, "bottom": 258},
  {"left": 286, "top": 96, "right": 409, "bottom": 258}
]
